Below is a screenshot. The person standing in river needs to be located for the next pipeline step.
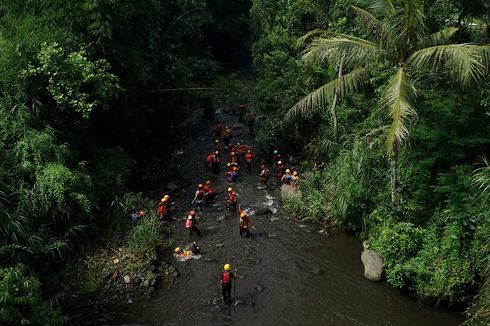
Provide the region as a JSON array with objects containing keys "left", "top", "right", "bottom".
[
  {"left": 247, "top": 112, "right": 256, "bottom": 135},
  {"left": 238, "top": 104, "right": 246, "bottom": 123},
  {"left": 214, "top": 121, "right": 222, "bottom": 140},
  {"left": 185, "top": 214, "right": 202, "bottom": 238},
  {"left": 220, "top": 264, "right": 235, "bottom": 304},
  {"left": 191, "top": 184, "right": 205, "bottom": 211}
]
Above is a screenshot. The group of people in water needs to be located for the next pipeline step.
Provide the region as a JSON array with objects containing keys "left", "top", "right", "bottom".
[{"left": 133, "top": 104, "right": 303, "bottom": 305}]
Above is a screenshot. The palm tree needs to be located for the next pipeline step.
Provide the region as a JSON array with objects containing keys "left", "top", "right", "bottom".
[{"left": 285, "top": 0, "right": 489, "bottom": 206}]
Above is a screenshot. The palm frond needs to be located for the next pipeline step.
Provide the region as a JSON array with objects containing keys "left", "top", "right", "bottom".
[
  {"left": 381, "top": 68, "right": 417, "bottom": 155},
  {"left": 407, "top": 44, "right": 488, "bottom": 88},
  {"left": 285, "top": 68, "right": 370, "bottom": 123},
  {"left": 472, "top": 157, "right": 490, "bottom": 201},
  {"left": 365, "top": 0, "right": 396, "bottom": 17},
  {"left": 351, "top": 5, "right": 390, "bottom": 46},
  {"left": 416, "top": 27, "right": 459, "bottom": 49},
  {"left": 387, "top": 0, "right": 425, "bottom": 55},
  {"left": 303, "top": 36, "right": 387, "bottom": 68},
  {"left": 296, "top": 29, "right": 329, "bottom": 49}
]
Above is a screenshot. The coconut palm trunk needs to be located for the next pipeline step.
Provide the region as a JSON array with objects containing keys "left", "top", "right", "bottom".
[{"left": 390, "top": 141, "right": 399, "bottom": 206}]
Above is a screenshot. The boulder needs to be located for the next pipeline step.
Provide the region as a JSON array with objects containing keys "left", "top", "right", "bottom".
[
  {"left": 361, "top": 241, "right": 384, "bottom": 282},
  {"left": 281, "top": 184, "right": 302, "bottom": 201},
  {"left": 123, "top": 275, "right": 131, "bottom": 284}
]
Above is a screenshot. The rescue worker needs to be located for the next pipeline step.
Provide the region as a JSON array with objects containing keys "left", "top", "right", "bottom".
[
  {"left": 223, "top": 125, "right": 232, "bottom": 146},
  {"left": 174, "top": 246, "right": 193, "bottom": 259},
  {"left": 226, "top": 187, "right": 238, "bottom": 212},
  {"left": 281, "top": 169, "right": 293, "bottom": 185},
  {"left": 132, "top": 210, "right": 145, "bottom": 223},
  {"left": 215, "top": 121, "right": 222, "bottom": 139},
  {"left": 191, "top": 184, "right": 206, "bottom": 211},
  {"left": 214, "top": 139, "right": 221, "bottom": 152},
  {"left": 220, "top": 264, "right": 235, "bottom": 304},
  {"left": 259, "top": 165, "right": 270, "bottom": 187},
  {"left": 273, "top": 150, "right": 282, "bottom": 167},
  {"left": 239, "top": 209, "right": 255, "bottom": 238},
  {"left": 206, "top": 153, "right": 213, "bottom": 169},
  {"left": 276, "top": 161, "right": 286, "bottom": 179},
  {"left": 186, "top": 214, "right": 202, "bottom": 238},
  {"left": 204, "top": 180, "right": 218, "bottom": 205},
  {"left": 287, "top": 156, "right": 297, "bottom": 170},
  {"left": 247, "top": 112, "right": 256, "bottom": 135},
  {"left": 291, "top": 171, "right": 300, "bottom": 189},
  {"left": 225, "top": 166, "right": 238, "bottom": 183},
  {"left": 211, "top": 151, "right": 220, "bottom": 172},
  {"left": 238, "top": 104, "right": 246, "bottom": 123},
  {"left": 269, "top": 135, "right": 278, "bottom": 158},
  {"left": 245, "top": 149, "right": 254, "bottom": 171},
  {"left": 230, "top": 152, "right": 238, "bottom": 167},
  {"left": 159, "top": 197, "right": 170, "bottom": 220}
]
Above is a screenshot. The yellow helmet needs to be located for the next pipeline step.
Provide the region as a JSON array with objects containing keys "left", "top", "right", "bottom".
[
  {"left": 188, "top": 215, "right": 193, "bottom": 220},
  {"left": 164, "top": 195, "right": 170, "bottom": 199},
  {"left": 162, "top": 197, "right": 169, "bottom": 203},
  {"left": 240, "top": 212, "right": 247, "bottom": 218},
  {"left": 224, "top": 264, "right": 231, "bottom": 271},
  {"left": 286, "top": 169, "right": 291, "bottom": 173},
  {"left": 228, "top": 187, "right": 233, "bottom": 192},
  {"left": 215, "top": 151, "right": 219, "bottom": 155},
  {"left": 174, "top": 247, "right": 181, "bottom": 253}
]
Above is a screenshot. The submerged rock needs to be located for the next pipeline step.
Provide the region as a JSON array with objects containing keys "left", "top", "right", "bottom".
[{"left": 361, "top": 241, "right": 384, "bottom": 282}]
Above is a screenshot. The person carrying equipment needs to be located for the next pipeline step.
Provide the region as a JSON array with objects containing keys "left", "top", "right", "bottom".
[
  {"left": 204, "top": 180, "right": 218, "bottom": 205},
  {"left": 220, "top": 264, "right": 235, "bottom": 304},
  {"left": 226, "top": 187, "right": 238, "bottom": 211},
  {"left": 192, "top": 184, "right": 206, "bottom": 211},
  {"left": 239, "top": 207, "right": 255, "bottom": 238},
  {"left": 260, "top": 165, "right": 271, "bottom": 187},
  {"left": 281, "top": 169, "right": 293, "bottom": 185},
  {"left": 245, "top": 149, "right": 255, "bottom": 170},
  {"left": 215, "top": 121, "right": 222, "bottom": 139},
  {"left": 186, "top": 214, "right": 202, "bottom": 238},
  {"left": 211, "top": 151, "right": 220, "bottom": 172},
  {"left": 230, "top": 152, "right": 239, "bottom": 167},
  {"left": 291, "top": 171, "right": 300, "bottom": 189},
  {"left": 223, "top": 126, "right": 232, "bottom": 146},
  {"left": 131, "top": 210, "right": 145, "bottom": 222}
]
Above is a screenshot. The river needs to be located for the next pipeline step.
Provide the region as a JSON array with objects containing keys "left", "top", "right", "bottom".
[{"left": 79, "top": 109, "right": 463, "bottom": 325}]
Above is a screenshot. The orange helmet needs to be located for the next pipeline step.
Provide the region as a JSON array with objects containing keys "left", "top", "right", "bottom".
[
  {"left": 233, "top": 167, "right": 238, "bottom": 171},
  {"left": 190, "top": 210, "right": 196, "bottom": 216},
  {"left": 293, "top": 171, "right": 298, "bottom": 176},
  {"left": 206, "top": 180, "right": 211, "bottom": 185},
  {"left": 139, "top": 210, "right": 145, "bottom": 217},
  {"left": 240, "top": 212, "right": 247, "bottom": 218}
]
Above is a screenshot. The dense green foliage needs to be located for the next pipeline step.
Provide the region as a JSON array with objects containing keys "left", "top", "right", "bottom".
[
  {"left": 251, "top": 0, "right": 490, "bottom": 323},
  {"left": 0, "top": 1, "right": 230, "bottom": 324}
]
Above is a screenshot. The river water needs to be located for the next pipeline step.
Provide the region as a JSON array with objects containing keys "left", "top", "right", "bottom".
[{"left": 80, "top": 110, "right": 463, "bottom": 325}]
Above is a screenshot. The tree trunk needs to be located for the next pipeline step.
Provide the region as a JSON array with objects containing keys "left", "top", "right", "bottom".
[
  {"left": 330, "top": 56, "right": 344, "bottom": 142},
  {"left": 390, "top": 141, "right": 399, "bottom": 206}
]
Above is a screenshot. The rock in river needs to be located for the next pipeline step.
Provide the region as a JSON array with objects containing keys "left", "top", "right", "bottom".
[
  {"left": 123, "top": 275, "right": 131, "bottom": 284},
  {"left": 361, "top": 241, "right": 384, "bottom": 282}
]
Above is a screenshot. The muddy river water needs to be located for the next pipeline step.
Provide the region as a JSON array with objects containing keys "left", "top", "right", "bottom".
[{"left": 80, "top": 111, "right": 463, "bottom": 325}]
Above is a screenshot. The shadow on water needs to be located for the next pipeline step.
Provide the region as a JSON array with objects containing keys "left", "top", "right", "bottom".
[{"left": 73, "top": 108, "right": 464, "bottom": 326}]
